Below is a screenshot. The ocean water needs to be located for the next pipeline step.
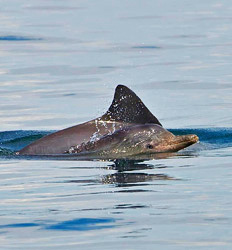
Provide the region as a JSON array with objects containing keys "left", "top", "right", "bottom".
[{"left": 1, "top": 0, "right": 232, "bottom": 249}]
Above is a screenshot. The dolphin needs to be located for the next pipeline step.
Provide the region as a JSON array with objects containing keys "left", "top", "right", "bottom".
[
  {"left": 66, "top": 124, "right": 198, "bottom": 158},
  {"left": 18, "top": 85, "right": 198, "bottom": 156}
]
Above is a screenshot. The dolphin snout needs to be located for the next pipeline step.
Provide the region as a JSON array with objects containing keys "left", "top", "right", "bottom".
[
  {"left": 177, "top": 134, "right": 199, "bottom": 144},
  {"left": 168, "top": 134, "right": 199, "bottom": 152}
]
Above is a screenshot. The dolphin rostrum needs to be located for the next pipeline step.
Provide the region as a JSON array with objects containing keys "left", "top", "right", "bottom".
[{"left": 18, "top": 85, "right": 198, "bottom": 156}]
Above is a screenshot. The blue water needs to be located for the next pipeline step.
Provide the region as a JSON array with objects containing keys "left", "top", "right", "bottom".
[{"left": 1, "top": 0, "right": 232, "bottom": 249}]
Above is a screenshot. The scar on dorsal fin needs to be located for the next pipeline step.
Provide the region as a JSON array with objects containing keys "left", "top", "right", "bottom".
[{"left": 101, "top": 85, "right": 162, "bottom": 126}]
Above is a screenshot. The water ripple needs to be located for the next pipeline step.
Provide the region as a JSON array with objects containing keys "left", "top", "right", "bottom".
[
  {"left": 0, "top": 218, "right": 117, "bottom": 231},
  {"left": 0, "top": 35, "right": 42, "bottom": 41}
]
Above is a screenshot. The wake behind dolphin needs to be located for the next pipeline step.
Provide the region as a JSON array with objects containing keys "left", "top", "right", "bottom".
[{"left": 18, "top": 85, "right": 199, "bottom": 158}]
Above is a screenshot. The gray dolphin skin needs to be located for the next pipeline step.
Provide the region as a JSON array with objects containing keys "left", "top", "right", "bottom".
[
  {"left": 66, "top": 124, "right": 198, "bottom": 158},
  {"left": 18, "top": 85, "right": 199, "bottom": 157}
]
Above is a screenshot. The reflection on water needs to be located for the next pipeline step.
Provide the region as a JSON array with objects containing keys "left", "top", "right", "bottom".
[
  {"left": 110, "top": 159, "right": 155, "bottom": 171},
  {"left": 105, "top": 159, "right": 177, "bottom": 187},
  {"left": 105, "top": 159, "right": 180, "bottom": 188},
  {"left": 0, "top": 218, "right": 116, "bottom": 232},
  {"left": 67, "top": 159, "right": 179, "bottom": 188},
  {"left": 45, "top": 218, "right": 116, "bottom": 231},
  {"left": 101, "top": 172, "right": 177, "bottom": 186}
]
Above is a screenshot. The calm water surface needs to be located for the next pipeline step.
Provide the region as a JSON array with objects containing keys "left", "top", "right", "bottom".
[{"left": 0, "top": 0, "right": 232, "bottom": 249}]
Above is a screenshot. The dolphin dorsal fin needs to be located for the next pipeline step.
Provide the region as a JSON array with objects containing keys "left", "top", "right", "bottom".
[{"left": 101, "top": 85, "right": 162, "bottom": 126}]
